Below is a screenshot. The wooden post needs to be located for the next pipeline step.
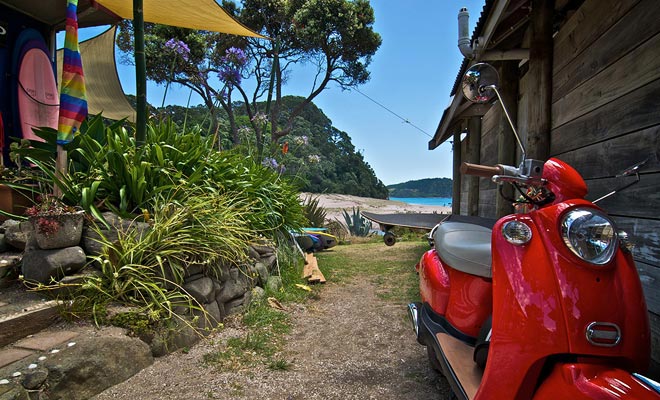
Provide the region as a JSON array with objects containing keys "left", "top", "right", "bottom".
[
  {"left": 466, "top": 117, "right": 481, "bottom": 216},
  {"left": 452, "top": 130, "right": 462, "bottom": 215},
  {"left": 496, "top": 61, "right": 519, "bottom": 217},
  {"left": 526, "top": 0, "right": 554, "bottom": 160},
  {"left": 54, "top": 145, "right": 67, "bottom": 198},
  {"left": 134, "top": 0, "right": 147, "bottom": 146}
]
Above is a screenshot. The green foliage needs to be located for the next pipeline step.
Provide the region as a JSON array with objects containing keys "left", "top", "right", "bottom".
[
  {"left": 301, "top": 195, "right": 326, "bottom": 227},
  {"left": 387, "top": 177, "right": 454, "bottom": 198},
  {"left": 13, "top": 116, "right": 305, "bottom": 238},
  {"left": 342, "top": 207, "right": 372, "bottom": 237}
]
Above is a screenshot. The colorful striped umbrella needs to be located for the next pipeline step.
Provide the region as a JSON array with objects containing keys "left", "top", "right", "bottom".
[{"left": 57, "top": 0, "right": 87, "bottom": 145}]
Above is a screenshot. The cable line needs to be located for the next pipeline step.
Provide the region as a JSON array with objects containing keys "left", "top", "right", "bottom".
[{"left": 351, "top": 87, "right": 433, "bottom": 138}]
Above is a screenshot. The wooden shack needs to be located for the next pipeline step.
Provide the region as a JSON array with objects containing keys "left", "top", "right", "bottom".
[{"left": 430, "top": 0, "right": 660, "bottom": 377}]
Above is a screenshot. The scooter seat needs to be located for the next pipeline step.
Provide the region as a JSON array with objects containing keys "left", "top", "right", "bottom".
[{"left": 433, "top": 215, "right": 495, "bottom": 278}]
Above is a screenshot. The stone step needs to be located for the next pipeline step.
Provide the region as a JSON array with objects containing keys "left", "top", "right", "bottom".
[{"left": 0, "top": 285, "right": 61, "bottom": 348}]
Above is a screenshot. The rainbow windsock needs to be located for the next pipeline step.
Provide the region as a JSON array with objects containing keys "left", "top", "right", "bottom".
[{"left": 57, "top": 0, "right": 87, "bottom": 145}]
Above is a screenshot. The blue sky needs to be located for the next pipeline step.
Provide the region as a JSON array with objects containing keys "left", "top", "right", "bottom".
[{"left": 69, "top": 1, "right": 484, "bottom": 185}]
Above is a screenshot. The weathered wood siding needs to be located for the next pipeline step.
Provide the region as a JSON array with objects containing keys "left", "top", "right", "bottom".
[
  {"left": 477, "top": 106, "right": 500, "bottom": 217},
  {"left": 551, "top": 0, "right": 660, "bottom": 371}
]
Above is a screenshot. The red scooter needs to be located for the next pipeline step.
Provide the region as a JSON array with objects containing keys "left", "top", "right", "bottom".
[{"left": 408, "top": 63, "right": 660, "bottom": 399}]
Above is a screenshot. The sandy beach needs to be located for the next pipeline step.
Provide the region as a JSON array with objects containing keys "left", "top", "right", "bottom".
[{"left": 301, "top": 192, "right": 451, "bottom": 222}]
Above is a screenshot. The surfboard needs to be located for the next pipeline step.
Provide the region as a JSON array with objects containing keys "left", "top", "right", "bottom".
[{"left": 12, "top": 29, "right": 57, "bottom": 142}]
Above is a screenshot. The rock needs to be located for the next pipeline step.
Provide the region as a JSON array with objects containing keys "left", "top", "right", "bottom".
[
  {"left": 50, "top": 269, "right": 103, "bottom": 298},
  {"left": 0, "top": 253, "right": 21, "bottom": 288},
  {"left": 21, "top": 246, "right": 86, "bottom": 284},
  {"left": 224, "top": 289, "right": 252, "bottom": 315},
  {"left": 30, "top": 212, "right": 84, "bottom": 250},
  {"left": 82, "top": 213, "right": 151, "bottom": 257},
  {"left": 0, "top": 234, "right": 7, "bottom": 253},
  {"left": 0, "top": 382, "right": 29, "bottom": 400},
  {"left": 251, "top": 286, "right": 266, "bottom": 302},
  {"left": 182, "top": 277, "right": 215, "bottom": 304},
  {"left": 263, "top": 254, "right": 278, "bottom": 270},
  {"left": 150, "top": 320, "right": 200, "bottom": 357},
  {"left": 4, "top": 221, "right": 33, "bottom": 251},
  {"left": 215, "top": 268, "right": 249, "bottom": 303},
  {"left": 266, "top": 276, "right": 283, "bottom": 293},
  {"left": 43, "top": 335, "right": 153, "bottom": 400},
  {"left": 251, "top": 244, "right": 275, "bottom": 256},
  {"left": 247, "top": 245, "right": 260, "bottom": 261},
  {"left": 253, "top": 262, "right": 269, "bottom": 286},
  {"left": 185, "top": 262, "right": 205, "bottom": 278},
  {"left": 21, "top": 368, "right": 48, "bottom": 390},
  {"left": 0, "top": 219, "right": 20, "bottom": 233},
  {"left": 195, "top": 301, "right": 223, "bottom": 332}
]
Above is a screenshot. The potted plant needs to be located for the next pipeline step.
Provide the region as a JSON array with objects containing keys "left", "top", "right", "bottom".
[{"left": 26, "top": 195, "right": 85, "bottom": 250}]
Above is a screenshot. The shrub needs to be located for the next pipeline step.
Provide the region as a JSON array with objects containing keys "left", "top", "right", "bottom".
[{"left": 342, "top": 207, "right": 372, "bottom": 237}]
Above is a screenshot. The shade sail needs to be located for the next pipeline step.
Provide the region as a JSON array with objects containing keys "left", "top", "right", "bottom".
[
  {"left": 0, "top": 0, "right": 121, "bottom": 29},
  {"left": 57, "top": 26, "right": 136, "bottom": 122},
  {"left": 95, "top": 0, "right": 265, "bottom": 38}
]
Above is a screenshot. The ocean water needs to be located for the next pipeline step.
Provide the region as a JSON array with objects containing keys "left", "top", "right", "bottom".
[{"left": 389, "top": 197, "right": 453, "bottom": 207}]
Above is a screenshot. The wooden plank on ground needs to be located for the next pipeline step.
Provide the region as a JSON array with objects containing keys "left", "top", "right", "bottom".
[
  {"left": 304, "top": 253, "right": 326, "bottom": 284},
  {"left": 0, "top": 300, "right": 60, "bottom": 348},
  {"left": 302, "top": 253, "right": 315, "bottom": 279}
]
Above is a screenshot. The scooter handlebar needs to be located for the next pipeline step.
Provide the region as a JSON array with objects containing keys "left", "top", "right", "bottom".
[{"left": 460, "top": 162, "right": 503, "bottom": 178}]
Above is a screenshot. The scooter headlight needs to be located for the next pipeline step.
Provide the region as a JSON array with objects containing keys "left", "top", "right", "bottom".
[{"left": 561, "top": 208, "right": 618, "bottom": 265}]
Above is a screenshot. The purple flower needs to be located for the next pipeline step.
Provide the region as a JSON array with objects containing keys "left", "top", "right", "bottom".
[
  {"left": 262, "top": 157, "right": 279, "bottom": 170},
  {"left": 223, "top": 47, "right": 248, "bottom": 66},
  {"left": 165, "top": 38, "right": 190, "bottom": 61},
  {"left": 219, "top": 66, "right": 241, "bottom": 85}
]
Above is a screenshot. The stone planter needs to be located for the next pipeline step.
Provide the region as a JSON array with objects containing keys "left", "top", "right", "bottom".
[{"left": 29, "top": 211, "right": 85, "bottom": 250}]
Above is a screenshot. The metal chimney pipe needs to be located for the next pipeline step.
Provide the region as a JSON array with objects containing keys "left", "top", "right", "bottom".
[{"left": 458, "top": 7, "right": 474, "bottom": 58}]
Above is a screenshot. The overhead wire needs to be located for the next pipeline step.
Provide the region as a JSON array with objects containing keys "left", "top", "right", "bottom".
[{"left": 351, "top": 87, "right": 433, "bottom": 138}]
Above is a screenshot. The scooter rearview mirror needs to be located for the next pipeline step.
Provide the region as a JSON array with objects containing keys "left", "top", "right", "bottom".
[{"left": 461, "top": 63, "right": 499, "bottom": 104}]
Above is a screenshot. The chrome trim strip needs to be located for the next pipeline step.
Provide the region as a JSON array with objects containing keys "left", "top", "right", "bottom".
[
  {"left": 407, "top": 303, "right": 419, "bottom": 337},
  {"left": 585, "top": 321, "right": 621, "bottom": 347}
]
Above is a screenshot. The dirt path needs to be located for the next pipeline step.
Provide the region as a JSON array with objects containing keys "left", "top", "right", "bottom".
[{"left": 94, "top": 274, "right": 450, "bottom": 399}]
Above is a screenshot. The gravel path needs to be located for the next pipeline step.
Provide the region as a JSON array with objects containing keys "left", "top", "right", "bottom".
[{"left": 94, "top": 277, "right": 450, "bottom": 399}]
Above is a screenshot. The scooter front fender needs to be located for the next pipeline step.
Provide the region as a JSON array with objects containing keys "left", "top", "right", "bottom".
[{"left": 533, "top": 363, "right": 660, "bottom": 399}]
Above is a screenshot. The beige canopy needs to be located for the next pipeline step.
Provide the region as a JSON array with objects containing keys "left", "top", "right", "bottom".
[
  {"left": 94, "top": 0, "right": 265, "bottom": 38},
  {"left": 57, "top": 26, "right": 136, "bottom": 122}
]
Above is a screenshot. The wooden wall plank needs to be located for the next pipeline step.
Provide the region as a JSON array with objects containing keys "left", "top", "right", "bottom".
[
  {"left": 551, "top": 78, "right": 660, "bottom": 155},
  {"left": 553, "top": 0, "right": 639, "bottom": 73},
  {"left": 555, "top": 125, "right": 660, "bottom": 179},
  {"left": 553, "top": 0, "right": 660, "bottom": 101},
  {"left": 649, "top": 312, "right": 660, "bottom": 377},
  {"left": 479, "top": 189, "right": 497, "bottom": 218},
  {"left": 552, "top": 31, "right": 660, "bottom": 129},
  {"left": 612, "top": 216, "right": 660, "bottom": 267},
  {"left": 585, "top": 173, "right": 660, "bottom": 219},
  {"left": 637, "top": 261, "right": 660, "bottom": 316}
]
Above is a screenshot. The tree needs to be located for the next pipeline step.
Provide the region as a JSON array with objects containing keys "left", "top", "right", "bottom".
[
  {"left": 116, "top": 22, "right": 244, "bottom": 145},
  {"left": 116, "top": 0, "right": 381, "bottom": 153},
  {"left": 234, "top": 0, "right": 381, "bottom": 152}
]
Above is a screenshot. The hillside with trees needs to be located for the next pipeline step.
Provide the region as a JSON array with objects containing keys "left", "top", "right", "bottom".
[
  {"left": 139, "top": 95, "right": 389, "bottom": 199},
  {"left": 387, "top": 177, "right": 453, "bottom": 198}
]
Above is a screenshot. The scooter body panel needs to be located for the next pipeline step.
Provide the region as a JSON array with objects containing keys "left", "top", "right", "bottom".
[
  {"left": 533, "top": 363, "right": 660, "bottom": 399},
  {"left": 418, "top": 248, "right": 492, "bottom": 338},
  {"left": 475, "top": 200, "right": 651, "bottom": 399},
  {"left": 532, "top": 200, "right": 651, "bottom": 370}
]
